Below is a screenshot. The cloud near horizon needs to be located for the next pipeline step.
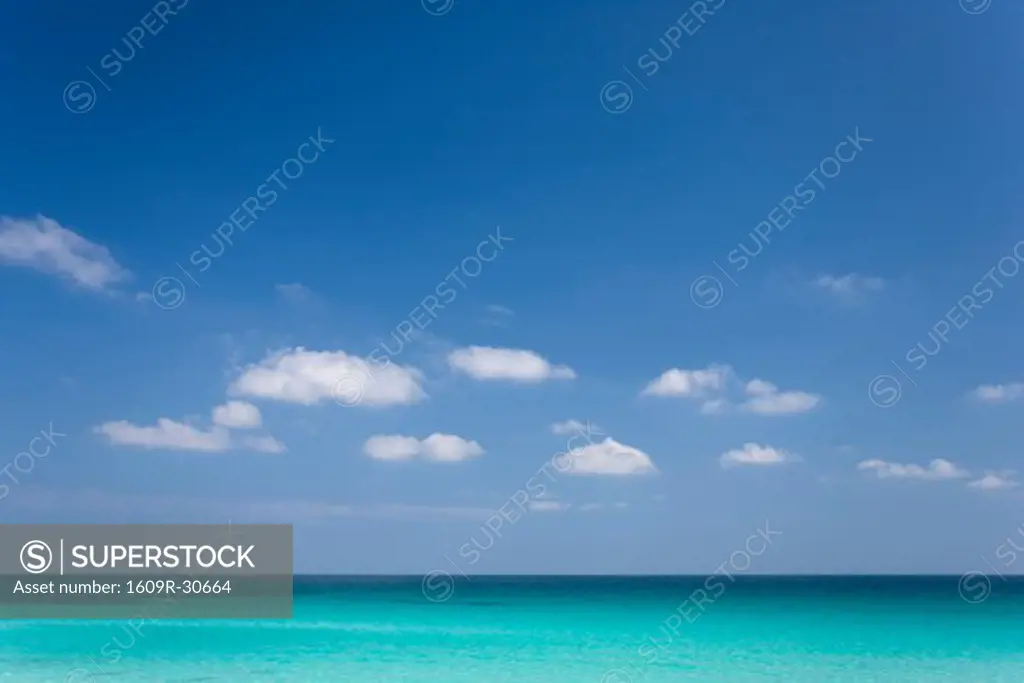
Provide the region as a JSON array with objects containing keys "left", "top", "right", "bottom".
[
  {"left": 95, "top": 401, "right": 285, "bottom": 453},
  {"left": 967, "top": 472, "right": 1019, "bottom": 491},
  {"left": 5, "top": 488, "right": 497, "bottom": 522},
  {"left": 857, "top": 458, "right": 968, "bottom": 481},
  {"left": 96, "top": 419, "right": 232, "bottom": 452}
]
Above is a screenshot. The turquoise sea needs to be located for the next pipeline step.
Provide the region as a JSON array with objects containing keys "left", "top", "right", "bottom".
[{"left": 3, "top": 577, "right": 1024, "bottom": 682}]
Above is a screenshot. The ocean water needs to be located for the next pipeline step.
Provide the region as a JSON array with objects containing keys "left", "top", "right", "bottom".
[{"left": 2, "top": 576, "right": 1024, "bottom": 682}]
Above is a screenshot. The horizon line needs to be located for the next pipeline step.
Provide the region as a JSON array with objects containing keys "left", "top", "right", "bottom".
[{"left": 288, "top": 573, "right": 1020, "bottom": 578}]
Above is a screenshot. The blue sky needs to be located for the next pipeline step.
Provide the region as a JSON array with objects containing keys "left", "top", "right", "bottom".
[{"left": 1, "top": 0, "right": 1023, "bottom": 574}]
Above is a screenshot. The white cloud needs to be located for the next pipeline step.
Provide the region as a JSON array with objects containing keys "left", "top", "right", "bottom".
[
  {"left": 528, "top": 500, "right": 570, "bottom": 512},
  {"left": 560, "top": 437, "right": 657, "bottom": 476},
  {"left": 97, "top": 408, "right": 284, "bottom": 454},
  {"left": 740, "top": 379, "right": 820, "bottom": 415},
  {"left": 720, "top": 443, "right": 793, "bottom": 468},
  {"left": 241, "top": 435, "right": 287, "bottom": 454},
  {"left": 448, "top": 346, "right": 576, "bottom": 382},
  {"left": 363, "top": 435, "right": 422, "bottom": 461},
  {"left": 363, "top": 434, "right": 484, "bottom": 462},
  {"left": 968, "top": 472, "right": 1019, "bottom": 491},
  {"left": 95, "top": 419, "right": 232, "bottom": 452},
  {"left": 540, "top": 501, "right": 629, "bottom": 512},
  {"left": 550, "top": 419, "right": 603, "bottom": 436},
  {"left": 229, "top": 347, "right": 426, "bottom": 407},
  {"left": 812, "top": 273, "right": 885, "bottom": 298},
  {"left": 641, "top": 365, "right": 731, "bottom": 397},
  {"left": 969, "top": 383, "right": 1024, "bottom": 403},
  {"left": 643, "top": 367, "right": 818, "bottom": 417},
  {"left": 857, "top": 458, "right": 968, "bottom": 481},
  {"left": 212, "top": 401, "right": 262, "bottom": 429},
  {"left": 420, "top": 434, "right": 485, "bottom": 462},
  {"left": 0, "top": 215, "right": 130, "bottom": 291},
  {"left": 643, "top": 368, "right": 819, "bottom": 417},
  {"left": 745, "top": 379, "right": 776, "bottom": 396}
]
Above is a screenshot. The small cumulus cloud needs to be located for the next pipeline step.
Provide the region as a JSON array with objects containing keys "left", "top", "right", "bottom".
[
  {"left": 363, "top": 433, "right": 485, "bottom": 462},
  {"left": 969, "top": 383, "right": 1024, "bottom": 403},
  {"left": 95, "top": 419, "right": 231, "bottom": 452},
  {"left": 363, "top": 435, "right": 421, "bottom": 461},
  {"left": 212, "top": 401, "right": 262, "bottom": 429},
  {"left": 96, "top": 402, "right": 285, "bottom": 454},
  {"left": 559, "top": 438, "right": 657, "bottom": 476},
  {"left": 812, "top": 273, "right": 885, "bottom": 300},
  {"left": 857, "top": 458, "right": 968, "bottom": 481},
  {"left": 229, "top": 347, "right": 426, "bottom": 407},
  {"left": 0, "top": 215, "right": 130, "bottom": 292},
  {"left": 740, "top": 379, "right": 820, "bottom": 415},
  {"left": 968, "top": 471, "right": 1019, "bottom": 491},
  {"left": 719, "top": 443, "right": 794, "bottom": 468},
  {"left": 641, "top": 365, "right": 731, "bottom": 398},
  {"left": 641, "top": 366, "right": 819, "bottom": 416},
  {"left": 448, "top": 346, "right": 576, "bottom": 382}
]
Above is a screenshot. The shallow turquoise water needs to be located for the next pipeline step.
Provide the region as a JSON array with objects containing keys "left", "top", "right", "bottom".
[{"left": 2, "top": 577, "right": 1024, "bottom": 681}]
